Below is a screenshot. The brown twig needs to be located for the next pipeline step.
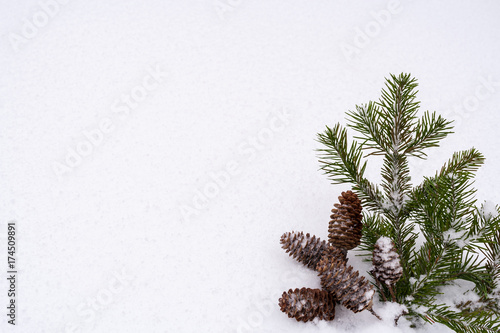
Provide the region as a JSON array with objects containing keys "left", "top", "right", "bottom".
[
  {"left": 388, "top": 284, "right": 397, "bottom": 302},
  {"left": 369, "top": 308, "right": 382, "bottom": 320},
  {"left": 374, "top": 277, "right": 388, "bottom": 302},
  {"left": 394, "top": 310, "right": 408, "bottom": 326}
]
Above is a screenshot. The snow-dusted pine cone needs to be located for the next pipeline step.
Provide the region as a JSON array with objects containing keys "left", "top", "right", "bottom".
[
  {"left": 328, "top": 191, "right": 363, "bottom": 251},
  {"left": 279, "top": 288, "right": 336, "bottom": 322},
  {"left": 323, "top": 245, "right": 348, "bottom": 264},
  {"left": 372, "top": 237, "right": 403, "bottom": 286},
  {"left": 281, "top": 232, "right": 347, "bottom": 269},
  {"left": 317, "top": 254, "right": 374, "bottom": 313}
]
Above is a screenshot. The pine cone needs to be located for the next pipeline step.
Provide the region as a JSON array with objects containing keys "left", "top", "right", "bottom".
[
  {"left": 281, "top": 232, "right": 347, "bottom": 269},
  {"left": 328, "top": 191, "right": 363, "bottom": 251},
  {"left": 279, "top": 288, "right": 336, "bottom": 322},
  {"left": 317, "top": 254, "right": 374, "bottom": 313},
  {"left": 323, "top": 245, "right": 348, "bottom": 264},
  {"left": 372, "top": 237, "right": 403, "bottom": 286}
]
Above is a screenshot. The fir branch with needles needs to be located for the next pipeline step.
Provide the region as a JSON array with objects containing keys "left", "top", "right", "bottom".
[{"left": 316, "top": 73, "right": 500, "bottom": 332}]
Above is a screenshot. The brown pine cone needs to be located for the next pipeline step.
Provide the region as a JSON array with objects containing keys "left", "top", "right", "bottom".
[
  {"left": 323, "top": 245, "right": 348, "bottom": 265},
  {"left": 281, "top": 232, "right": 347, "bottom": 269},
  {"left": 372, "top": 237, "right": 403, "bottom": 286},
  {"left": 328, "top": 191, "right": 363, "bottom": 251},
  {"left": 279, "top": 288, "right": 336, "bottom": 322},
  {"left": 317, "top": 254, "right": 374, "bottom": 313}
]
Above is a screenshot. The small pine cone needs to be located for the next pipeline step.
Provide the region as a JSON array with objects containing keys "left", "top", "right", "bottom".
[
  {"left": 279, "top": 288, "right": 336, "bottom": 322},
  {"left": 372, "top": 237, "right": 403, "bottom": 286},
  {"left": 280, "top": 231, "right": 329, "bottom": 270},
  {"left": 317, "top": 255, "right": 374, "bottom": 313},
  {"left": 328, "top": 191, "right": 363, "bottom": 251}
]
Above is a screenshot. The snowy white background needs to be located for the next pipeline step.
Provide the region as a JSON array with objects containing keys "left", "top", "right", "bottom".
[{"left": 1, "top": 1, "right": 500, "bottom": 332}]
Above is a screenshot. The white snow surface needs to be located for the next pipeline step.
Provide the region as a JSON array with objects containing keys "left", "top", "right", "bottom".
[
  {"left": 442, "top": 228, "right": 468, "bottom": 248},
  {"left": 2, "top": 1, "right": 500, "bottom": 332},
  {"left": 481, "top": 200, "right": 498, "bottom": 219},
  {"left": 435, "top": 280, "right": 481, "bottom": 311}
]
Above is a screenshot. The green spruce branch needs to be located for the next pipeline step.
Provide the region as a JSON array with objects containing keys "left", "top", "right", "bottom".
[{"left": 316, "top": 73, "right": 500, "bottom": 332}]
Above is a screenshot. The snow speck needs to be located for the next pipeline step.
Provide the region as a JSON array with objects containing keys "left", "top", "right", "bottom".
[
  {"left": 376, "top": 237, "right": 393, "bottom": 250},
  {"left": 442, "top": 228, "right": 467, "bottom": 248}
]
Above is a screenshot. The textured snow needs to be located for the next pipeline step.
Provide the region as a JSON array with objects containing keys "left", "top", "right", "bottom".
[
  {"left": 481, "top": 200, "right": 498, "bottom": 219},
  {"left": 443, "top": 228, "right": 468, "bottom": 248},
  {"left": 2, "top": 1, "right": 500, "bottom": 332},
  {"left": 435, "top": 280, "right": 481, "bottom": 311}
]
